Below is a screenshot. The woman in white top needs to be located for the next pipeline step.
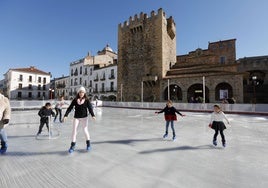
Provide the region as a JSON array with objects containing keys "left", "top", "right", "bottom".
[{"left": 209, "top": 104, "right": 230, "bottom": 147}]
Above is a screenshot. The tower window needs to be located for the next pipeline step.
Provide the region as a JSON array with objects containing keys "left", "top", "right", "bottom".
[{"left": 220, "top": 56, "right": 226, "bottom": 64}]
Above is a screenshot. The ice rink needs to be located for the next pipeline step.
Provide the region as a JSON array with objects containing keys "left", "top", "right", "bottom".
[{"left": 1, "top": 107, "right": 268, "bottom": 188}]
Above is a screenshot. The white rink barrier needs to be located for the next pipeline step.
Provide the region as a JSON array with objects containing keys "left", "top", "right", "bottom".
[
  {"left": 10, "top": 100, "right": 102, "bottom": 110},
  {"left": 102, "top": 101, "right": 268, "bottom": 115}
]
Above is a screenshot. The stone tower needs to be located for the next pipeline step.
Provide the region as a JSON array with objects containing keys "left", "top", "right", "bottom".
[{"left": 117, "top": 8, "right": 176, "bottom": 101}]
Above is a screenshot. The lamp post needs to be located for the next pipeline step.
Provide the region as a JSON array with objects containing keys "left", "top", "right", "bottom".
[
  {"left": 252, "top": 76, "right": 257, "bottom": 104},
  {"left": 49, "top": 88, "right": 54, "bottom": 99}
]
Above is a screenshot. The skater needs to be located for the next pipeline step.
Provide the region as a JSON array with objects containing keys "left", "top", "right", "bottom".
[
  {"left": 37, "top": 102, "right": 55, "bottom": 136},
  {"left": 209, "top": 104, "right": 230, "bottom": 147},
  {"left": 156, "top": 100, "right": 185, "bottom": 141},
  {"left": 0, "top": 92, "right": 11, "bottom": 154},
  {"left": 63, "top": 86, "right": 96, "bottom": 153},
  {"left": 54, "top": 96, "right": 68, "bottom": 123}
]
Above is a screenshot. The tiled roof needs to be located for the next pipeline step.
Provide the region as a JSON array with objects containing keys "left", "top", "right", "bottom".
[{"left": 10, "top": 66, "right": 50, "bottom": 75}]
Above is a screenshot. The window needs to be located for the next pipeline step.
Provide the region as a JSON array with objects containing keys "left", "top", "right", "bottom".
[
  {"left": 84, "top": 68, "right": 87, "bottom": 75},
  {"left": 71, "top": 79, "right": 73, "bottom": 86},
  {"left": 84, "top": 80, "right": 87, "bottom": 86},
  {"left": 29, "top": 75, "right": 32, "bottom": 82},
  {"left": 80, "top": 67, "right": 82, "bottom": 75},
  {"left": 90, "top": 68, "right": 92, "bottom": 76},
  {"left": 38, "top": 85, "right": 41, "bottom": 90},
  {"left": 43, "top": 92, "right": 46, "bottom": 98},
  {"left": 43, "top": 77, "right": 46, "bottom": 84},
  {"left": 110, "top": 82, "right": 114, "bottom": 91},
  {"left": 89, "top": 80, "right": 92, "bottom": 87},
  {"left": 38, "top": 77, "right": 41, "bottom": 83},
  {"left": 19, "top": 75, "right": 23, "bottom": 81},
  {"left": 95, "top": 83, "right": 98, "bottom": 92},
  {"left": 110, "top": 69, "right": 115, "bottom": 79},
  {"left": 102, "top": 83, "right": 105, "bottom": 92},
  {"left": 71, "top": 69, "right": 74, "bottom": 76},
  {"left": 18, "top": 83, "right": 22, "bottom": 89},
  {"left": 18, "top": 92, "right": 22, "bottom": 98},
  {"left": 28, "top": 84, "right": 32, "bottom": 90},
  {"left": 220, "top": 56, "right": 226, "bottom": 64},
  {"left": 43, "top": 85, "right": 46, "bottom": 90},
  {"left": 80, "top": 78, "right": 82, "bottom": 84},
  {"left": 38, "top": 92, "right": 41, "bottom": 98},
  {"left": 28, "top": 92, "right": 32, "bottom": 98}
]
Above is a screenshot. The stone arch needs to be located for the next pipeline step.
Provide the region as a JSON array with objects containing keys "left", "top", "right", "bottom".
[
  {"left": 163, "top": 84, "right": 182, "bottom": 101},
  {"left": 215, "top": 82, "right": 233, "bottom": 101},
  {"left": 187, "top": 84, "right": 209, "bottom": 103},
  {"left": 108, "top": 95, "right": 117, "bottom": 101}
]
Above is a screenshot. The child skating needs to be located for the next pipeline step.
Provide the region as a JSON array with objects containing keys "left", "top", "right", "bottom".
[
  {"left": 209, "top": 104, "right": 230, "bottom": 147},
  {"left": 0, "top": 92, "right": 11, "bottom": 154},
  {"left": 63, "top": 86, "right": 96, "bottom": 153},
  {"left": 37, "top": 102, "right": 55, "bottom": 136},
  {"left": 54, "top": 96, "right": 68, "bottom": 123},
  {"left": 156, "top": 100, "right": 185, "bottom": 141}
]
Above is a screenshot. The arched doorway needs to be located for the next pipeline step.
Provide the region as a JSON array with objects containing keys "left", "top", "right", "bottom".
[
  {"left": 215, "top": 82, "right": 233, "bottom": 101},
  {"left": 164, "top": 84, "right": 182, "bottom": 101},
  {"left": 108, "top": 95, "right": 117, "bottom": 101},
  {"left": 187, "top": 84, "right": 209, "bottom": 103}
]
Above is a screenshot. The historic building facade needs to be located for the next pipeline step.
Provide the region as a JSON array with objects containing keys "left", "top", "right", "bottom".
[
  {"left": 117, "top": 9, "right": 244, "bottom": 103},
  {"left": 4, "top": 66, "right": 51, "bottom": 100},
  {"left": 68, "top": 45, "right": 117, "bottom": 100},
  {"left": 237, "top": 56, "right": 268, "bottom": 103},
  {"left": 118, "top": 8, "right": 176, "bottom": 101}
]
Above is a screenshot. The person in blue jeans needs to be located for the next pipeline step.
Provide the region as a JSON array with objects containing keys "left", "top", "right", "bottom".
[
  {"left": 0, "top": 92, "right": 11, "bottom": 154},
  {"left": 156, "top": 100, "right": 185, "bottom": 141}
]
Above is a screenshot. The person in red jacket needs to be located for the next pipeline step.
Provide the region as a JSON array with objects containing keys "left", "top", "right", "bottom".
[
  {"left": 63, "top": 86, "right": 96, "bottom": 153},
  {"left": 156, "top": 100, "right": 185, "bottom": 141}
]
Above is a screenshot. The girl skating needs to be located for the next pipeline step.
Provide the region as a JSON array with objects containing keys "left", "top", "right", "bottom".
[
  {"left": 63, "top": 86, "right": 95, "bottom": 153},
  {"left": 209, "top": 104, "right": 230, "bottom": 147},
  {"left": 156, "top": 100, "right": 185, "bottom": 141}
]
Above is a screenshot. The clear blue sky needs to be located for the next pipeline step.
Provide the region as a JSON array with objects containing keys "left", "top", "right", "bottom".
[{"left": 1, "top": 0, "right": 268, "bottom": 80}]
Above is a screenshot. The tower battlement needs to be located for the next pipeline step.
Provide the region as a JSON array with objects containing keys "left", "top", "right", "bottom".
[{"left": 118, "top": 8, "right": 167, "bottom": 28}]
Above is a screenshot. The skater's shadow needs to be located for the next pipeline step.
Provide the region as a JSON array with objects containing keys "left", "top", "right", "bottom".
[
  {"left": 92, "top": 138, "right": 161, "bottom": 145},
  {"left": 8, "top": 135, "right": 36, "bottom": 139},
  {"left": 2, "top": 150, "right": 69, "bottom": 157},
  {"left": 139, "top": 145, "right": 222, "bottom": 154}
]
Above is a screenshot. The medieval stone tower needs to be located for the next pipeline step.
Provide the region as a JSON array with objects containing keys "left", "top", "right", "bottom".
[{"left": 117, "top": 8, "right": 176, "bottom": 101}]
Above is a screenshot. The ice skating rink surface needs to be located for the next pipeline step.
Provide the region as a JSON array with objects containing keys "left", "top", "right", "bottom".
[{"left": 0, "top": 107, "right": 267, "bottom": 188}]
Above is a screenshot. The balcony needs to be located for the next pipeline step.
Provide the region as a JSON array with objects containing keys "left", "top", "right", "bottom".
[
  {"left": 109, "top": 75, "right": 115, "bottom": 80},
  {"left": 56, "top": 83, "right": 66, "bottom": 88},
  {"left": 94, "top": 77, "right": 99, "bottom": 81}
]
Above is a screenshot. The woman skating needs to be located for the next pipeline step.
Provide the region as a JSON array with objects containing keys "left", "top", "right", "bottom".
[{"left": 63, "top": 86, "right": 96, "bottom": 153}]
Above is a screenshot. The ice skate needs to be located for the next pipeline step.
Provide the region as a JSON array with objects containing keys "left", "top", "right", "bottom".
[
  {"left": 213, "top": 140, "right": 217, "bottom": 146},
  {"left": 163, "top": 133, "right": 168, "bottom": 139},
  {"left": 222, "top": 142, "right": 226, "bottom": 147},
  {"left": 86, "top": 140, "right": 91, "bottom": 151},
  {"left": 172, "top": 135, "right": 177, "bottom": 141},
  {"left": 68, "top": 142, "right": 76, "bottom": 153},
  {"left": 0, "top": 142, "right": 7, "bottom": 154}
]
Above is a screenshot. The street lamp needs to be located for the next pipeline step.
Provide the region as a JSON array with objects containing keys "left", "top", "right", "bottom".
[
  {"left": 252, "top": 76, "right": 258, "bottom": 104},
  {"left": 49, "top": 88, "right": 54, "bottom": 99}
]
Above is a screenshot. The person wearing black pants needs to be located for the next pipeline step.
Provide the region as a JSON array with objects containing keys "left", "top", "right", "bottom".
[
  {"left": 37, "top": 103, "right": 55, "bottom": 136},
  {"left": 209, "top": 105, "right": 230, "bottom": 147}
]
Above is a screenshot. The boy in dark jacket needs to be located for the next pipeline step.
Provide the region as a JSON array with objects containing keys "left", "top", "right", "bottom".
[
  {"left": 37, "top": 102, "right": 55, "bottom": 136},
  {"left": 156, "top": 100, "right": 185, "bottom": 141}
]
